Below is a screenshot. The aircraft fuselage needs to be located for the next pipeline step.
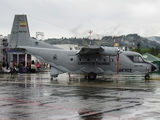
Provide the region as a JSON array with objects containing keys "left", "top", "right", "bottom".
[{"left": 24, "top": 47, "right": 154, "bottom": 76}]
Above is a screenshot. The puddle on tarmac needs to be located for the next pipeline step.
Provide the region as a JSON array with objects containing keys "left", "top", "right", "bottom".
[{"left": 0, "top": 72, "right": 160, "bottom": 119}]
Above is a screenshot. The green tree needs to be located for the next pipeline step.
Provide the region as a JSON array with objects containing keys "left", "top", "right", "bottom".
[
  {"left": 141, "top": 48, "right": 150, "bottom": 54},
  {"left": 157, "top": 53, "right": 160, "bottom": 58},
  {"left": 155, "top": 46, "right": 159, "bottom": 55},
  {"left": 150, "top": 47, "right": 155, "bottom": 55}
]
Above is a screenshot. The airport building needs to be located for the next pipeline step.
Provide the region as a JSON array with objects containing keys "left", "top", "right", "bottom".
[
  {"left": 0, "top": 35, "right": 31, "bottom": 72},
  {"left": 0, "top": 35, "right": 3, "bottom": 62},
  {"left": 0, "top": 35, "right": 8, "bottom": 63},
  {"left": 0, "top": 31, "right": 49, "bottom": 73}
]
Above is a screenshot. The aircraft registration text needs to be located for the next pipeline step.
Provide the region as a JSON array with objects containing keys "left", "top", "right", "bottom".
[{"left": 119, "top": 68, "right": 132, "bottom": 72}]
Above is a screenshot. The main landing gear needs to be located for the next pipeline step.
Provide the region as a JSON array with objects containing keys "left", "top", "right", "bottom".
[{"left": 84, "top": 72, "right": 97, "bottom": 80}]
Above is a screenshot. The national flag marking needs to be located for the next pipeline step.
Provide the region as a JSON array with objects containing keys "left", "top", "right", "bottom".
[{"left": 20, "top": 22, "right": 26, "bottom": 27}]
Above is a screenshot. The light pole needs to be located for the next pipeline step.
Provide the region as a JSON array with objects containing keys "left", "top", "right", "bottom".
[{"left": 113, "top": 36, "right": 116, "bottom": 47}]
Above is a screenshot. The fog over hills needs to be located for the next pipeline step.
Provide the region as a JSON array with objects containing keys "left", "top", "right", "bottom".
[
  {"left": 101, "top": 34, "right": 160, "bottom": 48},
  {"left": 44, "top": 34, "right": 160, "bottom": 48},
  {"left": 147, "top": 36, "right": 160, "bottom": 44}
]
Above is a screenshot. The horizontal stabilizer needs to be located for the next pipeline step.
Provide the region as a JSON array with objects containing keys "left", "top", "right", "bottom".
[{"left": 9, "top": 48, "right": 26, "bottom": 52}]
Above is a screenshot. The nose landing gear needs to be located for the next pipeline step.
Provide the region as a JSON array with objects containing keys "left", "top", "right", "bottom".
[{"left": 145, "top": 74, "right": 150, "bottom": 80}]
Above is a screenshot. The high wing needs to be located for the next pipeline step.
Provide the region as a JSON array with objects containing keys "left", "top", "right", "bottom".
[{"left": 76, "top": 45, "right": 104, "bottom": 55}]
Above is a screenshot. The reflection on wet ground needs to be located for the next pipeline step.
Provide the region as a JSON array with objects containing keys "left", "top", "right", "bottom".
[{"left": 0, "top": 72, "right": 160, "bottom": 120}]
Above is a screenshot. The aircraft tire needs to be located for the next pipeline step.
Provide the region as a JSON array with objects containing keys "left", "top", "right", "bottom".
[
  {"left": 145, "top": 74, "right": 150, "bottom": 80},
  {"left": 88, "top": 72, "right": 97, "bottom": 80}
]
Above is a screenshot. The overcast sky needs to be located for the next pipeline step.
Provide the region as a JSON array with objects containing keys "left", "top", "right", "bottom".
[{"left": 1, "top": 0, "right": 160, "bottom": 39}]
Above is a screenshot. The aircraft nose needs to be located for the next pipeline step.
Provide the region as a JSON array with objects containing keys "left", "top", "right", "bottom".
[{"left": 151, "top": 64, "right": 157, "bottom": 72}]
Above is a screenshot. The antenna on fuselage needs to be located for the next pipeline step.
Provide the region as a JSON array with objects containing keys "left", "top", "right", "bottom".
[{"left": 113, "top": 36, "right": 116, "bottom": 47}]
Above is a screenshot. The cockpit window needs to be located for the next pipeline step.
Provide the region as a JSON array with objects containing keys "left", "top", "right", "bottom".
[
  {"left": 127, "top": 55, "right": 144, "bottom": 63},
  {"left": 138, "top": 56, "right": 144, "bottom": 62}
]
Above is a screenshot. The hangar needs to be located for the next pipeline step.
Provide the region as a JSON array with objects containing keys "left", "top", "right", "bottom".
[{"left": 142, "top": 53, "right": 160, "bottom": 73}]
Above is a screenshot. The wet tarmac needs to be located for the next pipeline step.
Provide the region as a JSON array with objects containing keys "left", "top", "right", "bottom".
[{"left": 0, "top": 71, "right": 160, "bottom": 120}]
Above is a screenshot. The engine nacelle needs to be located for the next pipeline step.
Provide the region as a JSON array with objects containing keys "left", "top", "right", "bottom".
[{"left": 100, "top": 47, "right": 119, "bottom": 56}]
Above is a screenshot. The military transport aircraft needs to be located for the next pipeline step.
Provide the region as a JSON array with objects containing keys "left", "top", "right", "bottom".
[{"left": 8, "top": 15, "right": 157, "bottom": 80}]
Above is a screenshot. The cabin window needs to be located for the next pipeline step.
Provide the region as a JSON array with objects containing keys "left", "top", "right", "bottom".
[
  {"left": 87, "top": 58, "right": 90, "bottom": 61},
  {"left": 79, "top": 58, "right": 82, "bottom": 61},
  {"left": 70, "top": 58, "right": 73, "bottom": 61},
  {"left": 95, "top": 58, "right": 99, "bottom": 61},
  {"left": 35, "top": 41, "right": 38, "bottom": 45},
  {"left": 127, "top": 55, "right": 144, "bottom": 63}
]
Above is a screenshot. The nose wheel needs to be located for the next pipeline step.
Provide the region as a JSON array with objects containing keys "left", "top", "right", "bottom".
[{"left": 145, "top": 74, "right": 150, "bottom": 80}]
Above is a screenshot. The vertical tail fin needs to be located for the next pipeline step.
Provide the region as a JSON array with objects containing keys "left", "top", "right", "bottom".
[
  {"left": 9, "top": 14, "right": 62, "bottom": 49},
  {"left": 9, "top": 15, "right": 30, "bottom": 48}
]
